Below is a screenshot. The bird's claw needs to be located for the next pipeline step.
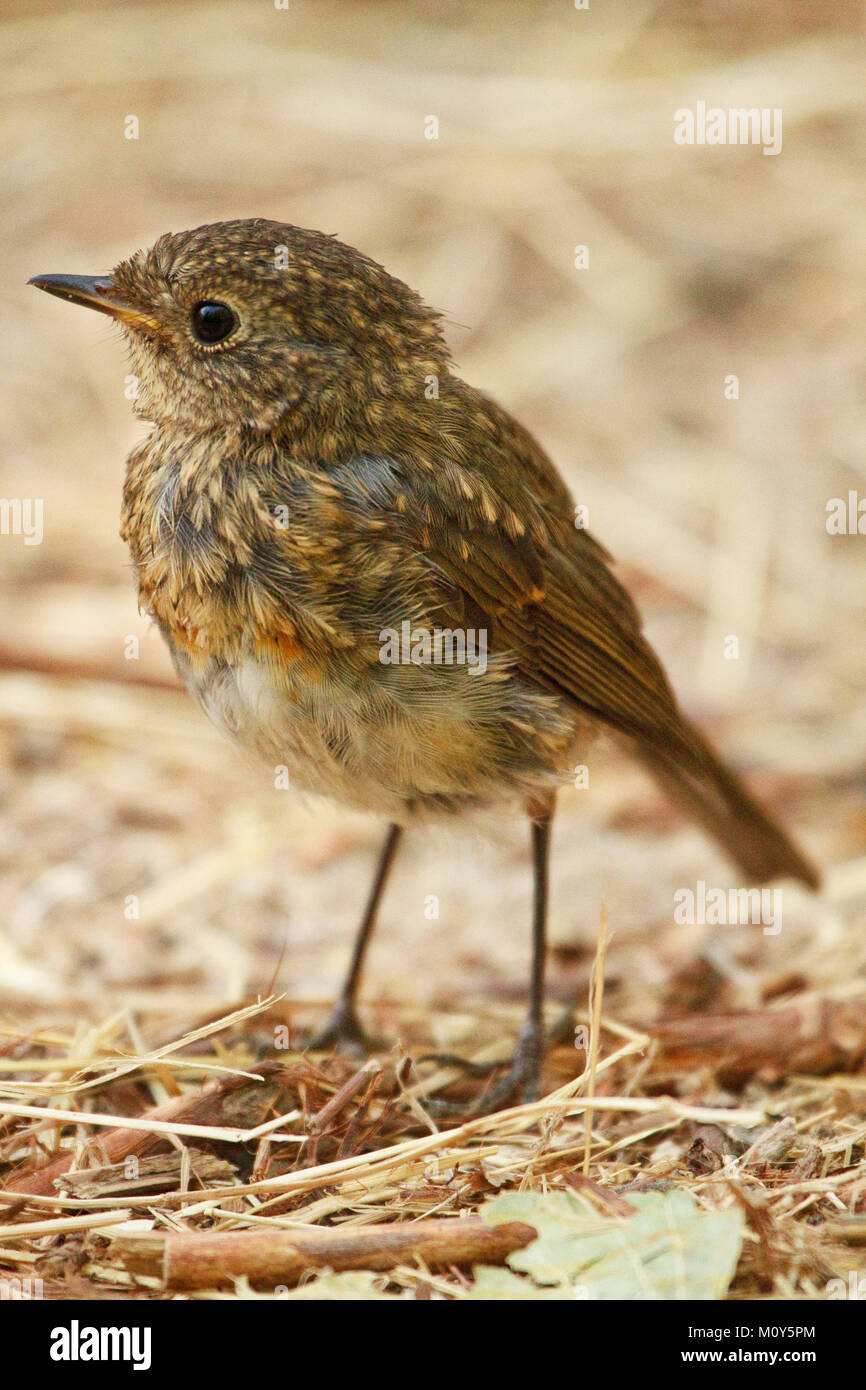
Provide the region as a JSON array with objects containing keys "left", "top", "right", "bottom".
[
  {"left": 304, "top": 999, "right": 385, "bottom": 1058},
  {"left": 420, "top": 1021, "right": 545, "bottom": 1117}
]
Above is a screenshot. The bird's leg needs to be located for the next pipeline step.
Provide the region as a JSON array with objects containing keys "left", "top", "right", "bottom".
[
  {"left": 306, "top": 823, "right": 402, "bottom": 1057},
  {"left": 421, "top": 793, "right": 555, "bottom": 1114},
  {"left": 472, "top": 794, "right": 553, "bottom": 1108}
]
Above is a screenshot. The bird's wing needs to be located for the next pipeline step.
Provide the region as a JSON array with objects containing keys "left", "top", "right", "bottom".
[
  {"left": 361, "top": 449, "right": 817, "bottom": 887},
  {"left": 263, "top": 443, "right": 817, "bottom": 887},
  {"left": 325, "top": 448, "right": 690, "bottom": 758}
]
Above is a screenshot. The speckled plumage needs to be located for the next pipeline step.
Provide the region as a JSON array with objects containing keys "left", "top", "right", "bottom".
[
  {"left": 33, "top": 219, "right": 818, "bottom": 875},
  {"left": 31, "top": 220, "right": 817, "bottom": 1091},
  {"left": 97, "top": 219, "right": 811, "bottom": 884},
  {"left": 120, "top": 422, "right": 582, "bottom": 818}
]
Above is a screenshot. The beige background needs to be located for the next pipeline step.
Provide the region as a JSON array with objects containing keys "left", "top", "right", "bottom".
[{"left": 1, "top": 0, "right": 864, "bottom": 1046}]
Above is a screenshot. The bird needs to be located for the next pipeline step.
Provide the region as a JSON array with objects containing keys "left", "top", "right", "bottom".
[{"left": 30, "top": 218, "right": 819, "bottom": 1108}]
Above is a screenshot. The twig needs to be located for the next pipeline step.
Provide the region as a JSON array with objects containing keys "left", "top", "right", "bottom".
[
  {"left": 5, "top": 1064, "right": 293, "bottom": 1197},
  {"left": 114, "top": 1217, "right": 537, "bottom": 1290}
]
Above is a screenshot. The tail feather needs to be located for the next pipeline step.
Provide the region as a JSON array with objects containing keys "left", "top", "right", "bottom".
[{"left": 633, "top": 722, "right": 820, "bottom": 890}]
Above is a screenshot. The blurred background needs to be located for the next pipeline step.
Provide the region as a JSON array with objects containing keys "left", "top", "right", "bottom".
[{"left": 1, "top": 0, "right": 864, "bottom": 1051}]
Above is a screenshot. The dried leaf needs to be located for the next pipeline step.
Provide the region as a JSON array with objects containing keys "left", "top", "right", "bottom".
[
  {"left": 481, "top": 1188, "right": 743, "bottom": 1300},
  {"left": 284, "top": 1271, "right": 398, "bottom": 1301},
  {"left": 467, "top": 1267, "right": 573, "bottom": 1300}
]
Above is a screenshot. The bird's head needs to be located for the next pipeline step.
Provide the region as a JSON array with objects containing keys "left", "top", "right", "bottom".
[{"left": 30, "top": 218, "right": 450, "bottom": 439}]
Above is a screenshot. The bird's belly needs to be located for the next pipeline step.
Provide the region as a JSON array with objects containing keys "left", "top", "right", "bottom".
[{"left": 170, "top": 646, "right": 582, "bottom": 821}]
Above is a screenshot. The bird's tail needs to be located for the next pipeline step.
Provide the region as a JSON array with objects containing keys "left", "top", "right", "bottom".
[{"left": 633, "top": 720, "right": 819, "bottom": 890}]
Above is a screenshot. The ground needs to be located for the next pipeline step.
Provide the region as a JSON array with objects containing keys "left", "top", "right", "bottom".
[{"left": 1, "top": 0, "right": 864, "bottom": 1300}]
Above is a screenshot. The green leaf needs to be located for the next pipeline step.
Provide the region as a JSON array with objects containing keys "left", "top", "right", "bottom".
[
  {"left": 479, "top": 1188, "right": 742, "bottom": 1300},
  {"left": 466, "top": 1266, "right": 574, "bottom": 1300},
  {"left": 283, "top": 1270, "right": 400, "bottom": 1300}
]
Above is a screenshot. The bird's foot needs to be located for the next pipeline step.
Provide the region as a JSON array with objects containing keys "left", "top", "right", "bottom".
[
  {"left": 473, "top": 1022, "right": 545, "bottom": 1111},
  {"left": 304, "top": 999, "right": 385, "bottom": 1059},
  {"left": 421, "top": 1019, "right": 546, "bottom": 1117}
]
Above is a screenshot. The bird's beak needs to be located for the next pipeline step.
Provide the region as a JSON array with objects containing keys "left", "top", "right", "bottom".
[{"left": 28, "top": 273, "right": 161, "bottom": 332}]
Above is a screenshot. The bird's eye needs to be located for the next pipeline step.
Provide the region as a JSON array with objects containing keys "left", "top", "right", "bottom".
[{"left": 190, "top": 301, "right": 237, "bottom": 345}]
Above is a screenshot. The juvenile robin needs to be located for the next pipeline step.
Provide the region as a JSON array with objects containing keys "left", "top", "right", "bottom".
[{"left": 31, "top": 219, "right": 818, "bottom": 1106}]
